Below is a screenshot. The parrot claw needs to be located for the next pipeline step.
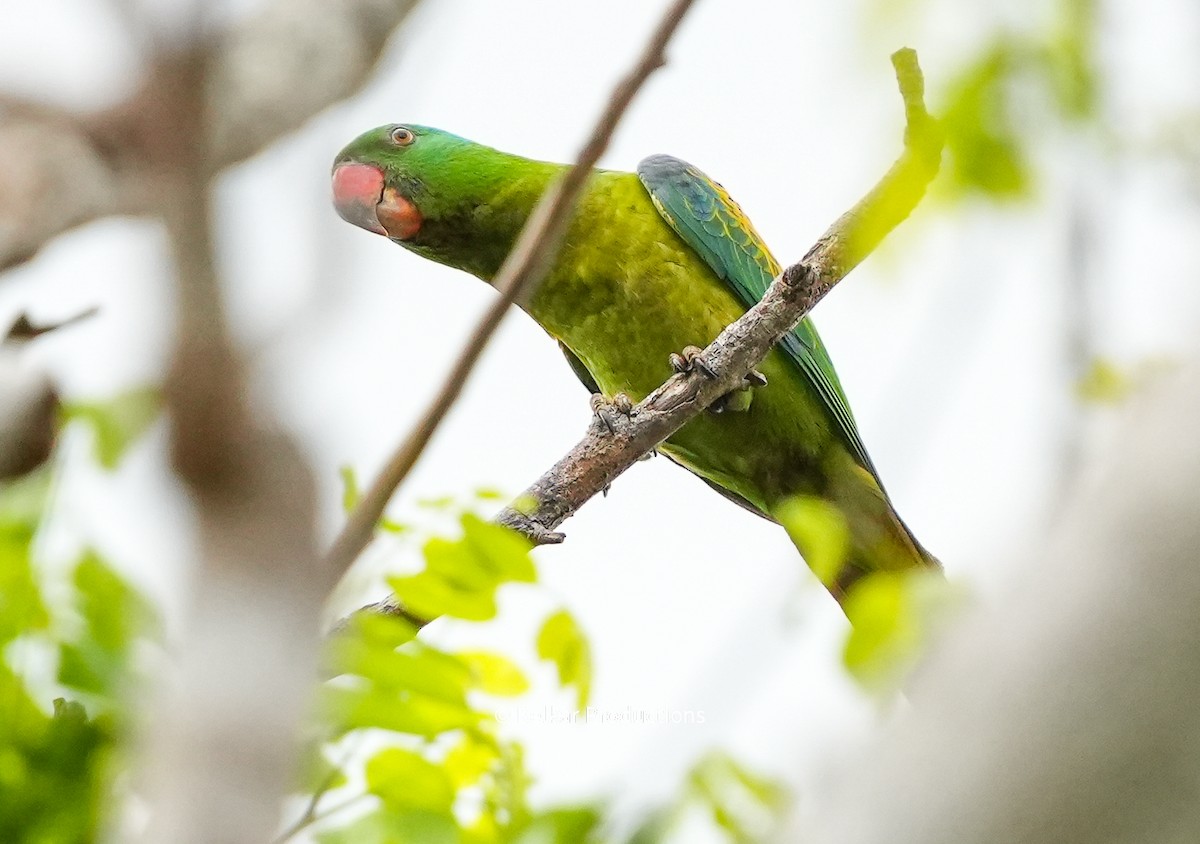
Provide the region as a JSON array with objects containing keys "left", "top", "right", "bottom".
[
  {"left": 637, "top": 448, "right": 657, "bottom": 462},
  {"left": 743, "top": 369, "right": 768, "bottom": 388},
  {"left": 669, "top": 345, "right": 717, "bottom": 379},
  {"left": 709, "top": 372, "right": 762, "bottom": 415},
  {"left": 590, "top": 392, "right": 634, "bottom": 433}
]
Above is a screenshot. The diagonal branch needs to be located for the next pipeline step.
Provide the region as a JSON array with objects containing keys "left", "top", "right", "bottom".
[
  {"left": 358, "top": 49, "right": 942, "bottom": 628},
  {"left": 0, "top": 0, "right": 424, "bottom": 272},
  {"left": 324, "top": 0, "right": 704, "bottom": 576}
]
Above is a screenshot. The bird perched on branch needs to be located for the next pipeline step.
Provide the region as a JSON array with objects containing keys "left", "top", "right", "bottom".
[{"left": 332, "top": 124, "right": 937, "bottom": 601}]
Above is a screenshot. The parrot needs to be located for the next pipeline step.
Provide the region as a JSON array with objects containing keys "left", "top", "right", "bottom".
[{"left": 331, "top": 124, "right": 939, "bottom": 604}]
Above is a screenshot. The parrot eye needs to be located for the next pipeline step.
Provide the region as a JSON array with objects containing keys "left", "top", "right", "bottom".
[{"left": 390, "top": 126, "right": 416, "bottom": 146}]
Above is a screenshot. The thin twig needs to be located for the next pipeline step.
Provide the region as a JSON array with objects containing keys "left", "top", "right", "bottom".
[
  {"left": 273, "top": 794, "right": 368, "bottom": 844},
  {"left": 3, "top": 307, "right": 99, "bottom": 343},
  {"left": 324, "top": 0, "right": 704, "bottom": 576},
  {"left": 272, "top": 746, "right": 360, "bottom": 844}
]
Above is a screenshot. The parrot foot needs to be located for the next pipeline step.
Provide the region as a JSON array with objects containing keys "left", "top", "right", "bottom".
[
  {"left": 743, "top": 369, "right": 768, "bottom": 388},
  {"left": 669, "top": 345, "right": 717, "bottom": 379},
  {"left": 590, "top": 392, "right": 634, "bottom": 433},
  {"left": 709, "top": 370, "right": 765, "bottom": 414}
]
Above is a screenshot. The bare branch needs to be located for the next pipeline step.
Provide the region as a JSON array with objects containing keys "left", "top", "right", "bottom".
[
  {"left": 0, "top": 0, "right": 424, "bottom": 272},
  {"left": 324, "top": 0, "right": 704, "bottom": 576}
]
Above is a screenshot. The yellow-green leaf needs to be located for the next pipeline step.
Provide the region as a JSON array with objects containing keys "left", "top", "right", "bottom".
[
  {"left": 843, "top": 570, "right": 964, "bottom": 696},
  {"left": 457, "top": 651, "right": 530, "bottom": 697},
  {"left": 365, "top": 747, "right": 455, "bottom": 813},
  {"left": 444, "top": 734, "right": 500, "bottom": 787},
  {"left": 63, "top": 386, "right": 161, "bottom": 470},
  {"left": 775, "top": 497, "right": 850, "bottom": 587},
  {"left": 536, "top": 611, "right": 592, "bottom": 709},
  {"left": 460, "top": 514, "right": 536, "bottom": 583}
]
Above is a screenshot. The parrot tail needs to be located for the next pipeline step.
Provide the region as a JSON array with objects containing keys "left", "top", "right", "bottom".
[{"left": 820, "top": 461, "right": 941, "bottom": 604}]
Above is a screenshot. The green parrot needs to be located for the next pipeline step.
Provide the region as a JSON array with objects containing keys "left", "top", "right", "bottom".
[{"left": 331, "top": 124, "right": 938, "bottom": 603}]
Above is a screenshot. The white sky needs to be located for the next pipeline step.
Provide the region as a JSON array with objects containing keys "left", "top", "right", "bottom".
[{"left": 2, "top": 0, "right": 1198, "bottom": 836}]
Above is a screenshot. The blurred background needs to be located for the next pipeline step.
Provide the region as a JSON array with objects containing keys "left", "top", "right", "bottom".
[{"left": 1, "top": 0, "right": 1198, "bottom": 840}]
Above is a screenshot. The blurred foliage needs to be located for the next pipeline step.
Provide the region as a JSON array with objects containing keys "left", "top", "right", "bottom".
[
  {"left": 4, "top": 403, "right": 781, "bottom": 844},
  {"left": 843, "top": 570, "right": 965, "bottom": 697},
  {"left": 683, "top": 753, "right": 787, "bottom": 844},
  {"left": 0, "top": 384, "right": 160, "bottom": 843},
  {"left": 776, "top": 496, "right": 851, "bottom": 588},
  {"left": 1075, "top": 356, "right": 1178, "bottom": 405},
  {"left": 778, "top": 496, "right": 966, "bottom": 698},
  {"left": 920, "top": 0, "right": 1100, "bottom": 200},
  {"left": 294, "top": 502, "right": 600, "bottom": 843},
  {"left": 296, "top": 495, "right": 787, "bottom": 843},
  {"left": 61, "top": 387, "right": 161, "bottom": 470},
  {"left": 309, "top": 508, "right": 553, "bottom": 841},
  {"left": 1075, "top": 357, "right": 1132, "bottom": 404},
  {"left": 536, "top": 610, "right": 592, "bottom": 710}
]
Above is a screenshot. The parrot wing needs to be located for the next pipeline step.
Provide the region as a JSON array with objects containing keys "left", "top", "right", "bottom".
[{"left": 636, "top": 154, "right": 879, "bottom": 481}]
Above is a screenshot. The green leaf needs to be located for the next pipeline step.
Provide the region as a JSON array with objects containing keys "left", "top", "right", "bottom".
[
  {"left": 365, "top": 747, "right": 455, "bottom": 813},
  {"left": 459, "top": 515, "right": 536, "bottom": 584},
  {"left": 775, "top": 497, "right": 850, "bottom": 587},
  {"left": 319, "top": 683, "right": 483, "bottom": 738},
  {"left": 940, "top": 41, "right": 1032, "bottom": 199},
  {"left": 73, "top": 551, "right": 155, "bottom": 652},
  {"left": 0, "top": 466, "right": 53, "bottom": 534},
  {"left": 63, "top": 386, "right": 161, "bottom": 470},
  {"left": 417, "top": 495, "right": 457, "bottom": 511},
  {"left": 687, "top": 752, "right": 787, "bottom": 843},
  {"left": 536, "top": 611, "right": 592, "bottom": 709},
  {"left": 444, "top": 734, "right": 499, "bottom": 788},
  {"left": 58, "top": 551, "right": 156, "bottom": 697},
  {"left": 512, "top": 808, "right": 601, "bottom": 844},
  {"left": 485, "top": 742, "right": 532, "bottom": 831},
  {"left": 0, "top": 528, "right": 47, "bottom": 644},
  {"left": 456, "top": 651, "right": 530, "bottom": 697},
  {"left": 389, "top": 517, "right": 535, "bottom": 622},
  {"left": 339, "top": 466, "right": 360, "bottom": 512},
  {"left": 1076, "top": 357, "right": 1131, "bottom": 404},
  {"left": 317, "top": 809, "right": 459, "bottom": 844},
  {"left": 843, "top": 570, "right": 965, "bottom": 696},
  {"left": 389, "top": 569, "right": 498, "bottom": 623},
  {"left": 330, "top": 642, "right": 473, "bottom": 706}
]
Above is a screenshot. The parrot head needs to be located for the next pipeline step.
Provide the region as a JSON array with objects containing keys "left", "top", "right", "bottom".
[
  {"left": 331, "top": 125, "right": 560, "bottom": 279},
  {"left": 331, "top": 123, "right": 472, "bottom": 242}
]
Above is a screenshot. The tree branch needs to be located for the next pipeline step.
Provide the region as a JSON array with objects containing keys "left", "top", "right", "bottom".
[
  {"left": 324, "top": 0, "right": 704, "bottom": 576},
  {"left": 0, "top": 0, "right": 424, "bottom": 272}
]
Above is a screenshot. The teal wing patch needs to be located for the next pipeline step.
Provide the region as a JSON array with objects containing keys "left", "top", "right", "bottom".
[{"left": 636, "top": 154, "right": 879, "bottom": 480}]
